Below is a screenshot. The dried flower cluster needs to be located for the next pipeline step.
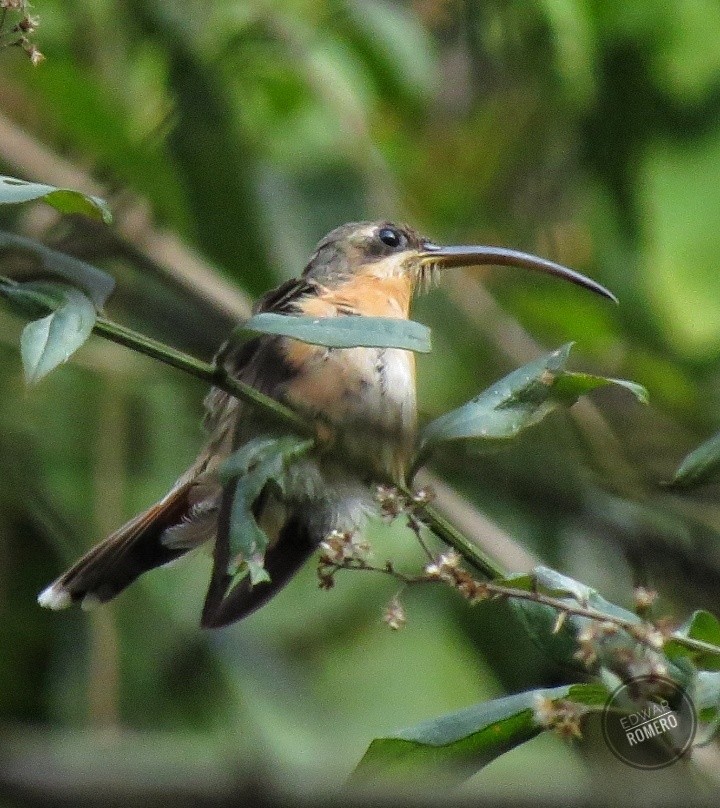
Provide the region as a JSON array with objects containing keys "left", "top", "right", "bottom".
[
  {"left": 573, "top": 615, "right": 673, "bottom": 685},
  {"left": 375, "top": 484, "right": 434, "bottom": 521},
  {"left": 316, "top": 529, "right": 372, "bottom": 589},
  {"left": 315, "top": 486, "right": 449, "bottom": 628},
  {"left": 424, "top": 551, "right": 490, "bottom": 603},
  {"left": 0, "top": 0, "right": 42, "bottom": 64},
  {"left": 633, "top": 586, "right": 658, "bottom": 616},
  {"left": 317, "top": 487, "right": 496, "bottom": 628},
  {"left": 316, "top": 486, "right": 685, "bottom": 676},
  {"left": 532, "top": 694, "right": 588, "bottom": 740},
  {"left": 574, "top": 620, "right": 621, "bottom": 667}
]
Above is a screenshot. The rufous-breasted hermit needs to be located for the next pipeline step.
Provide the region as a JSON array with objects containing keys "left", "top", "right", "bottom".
[{"left": 38, "top": 221, "right": 616, "bottom": 627}]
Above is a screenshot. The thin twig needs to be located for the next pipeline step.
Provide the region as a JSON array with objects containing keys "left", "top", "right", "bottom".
[
  {"left": 398, "top": 482, "right": 508, "bottom": 580},
  {"left": 323, "top": 559, "right": 436, "bottom": 586},
  {"left": 327, "top": 555, "right": 720, "bottom": 659},
  {"left": 406, "top": 513, "right": 434, "bottom": 561}
]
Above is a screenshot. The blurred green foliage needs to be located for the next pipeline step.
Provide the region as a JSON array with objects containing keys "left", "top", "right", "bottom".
[{"left": 3, "top": 0, "right": 720, "bottom": 804}]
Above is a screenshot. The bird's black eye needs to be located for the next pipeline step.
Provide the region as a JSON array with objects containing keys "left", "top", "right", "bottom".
[{"left": 378, "top": 227, "right": 404, "bottom": 249}]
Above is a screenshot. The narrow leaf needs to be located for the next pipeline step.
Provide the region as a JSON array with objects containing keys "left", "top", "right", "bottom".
[
  {"left": 670, "top": 430, "right": 720, "bottom": 489},
  {"left": 503, "top": 567, "right": 640, "bottom": 670},
  {"left": 0, "top": 175, "right": 112, "bottom": 223},
  {"left": 532, "top": 566, "right": 595, "bottom": 603},
  {"left": 0, "top": 275, "right": 61, "bottom": 318},
  {"left": 247, "top": 557, "right": 272, "bottom": 586},
  {"left": 227, "top": 454, "right": 283, "bottom": 574},
  {"left": 243, "top": 312, "right": 431, "bottom": 352},
  {"left": 352, "top": 683, "right": 607, "bottom": 784},
  {"left": 0, "top": 232, "right": 115, "bottom": 308},
  {"left": 418, "top": 344, "right": 646, "bottom": 458},
  {"left": 679, "top": 610, "right": 720, "bottom": 645},
  {"left": 419, "top": 345, "right": 574, "bottom": 450},
  {"left": 552, "top": 372, "right": 649, "bottom": 405},
  {"left": 665, "top": 610, "right": 720, "bottom": 671},
  {"left": 221, "top": 436, "right": 313, "bottom": 584},
  {"left": 19, "top": 284, "right": 96, "bottom": 384},
  {"left": 218, "top": 436, "right": 287, "bottom": 485}
]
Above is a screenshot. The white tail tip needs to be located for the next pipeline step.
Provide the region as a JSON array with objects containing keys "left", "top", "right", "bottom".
[{"left": 37, "top": 583, "right": 72, "bottom": 610}]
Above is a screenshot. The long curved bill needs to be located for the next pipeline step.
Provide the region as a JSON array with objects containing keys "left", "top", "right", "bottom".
[{"left": 419, "top": 243, "right": 618, "bottom": 303}]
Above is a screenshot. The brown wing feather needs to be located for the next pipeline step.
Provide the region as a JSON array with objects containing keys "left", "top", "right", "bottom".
[{"left": 201, "top": 278, "right": 322, "bottom": 627}]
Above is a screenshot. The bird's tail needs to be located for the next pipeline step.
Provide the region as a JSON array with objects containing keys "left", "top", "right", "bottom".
[
  {"left": 38, "top": 455, "right": 319, "bottom": 627},
  {"left": 38, "top": 470, "right": 203, "bottom": 612}
]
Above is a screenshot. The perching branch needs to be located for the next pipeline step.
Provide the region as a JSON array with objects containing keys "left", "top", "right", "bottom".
[{"left": 5, "top": 297, "right": 720, "bottom": 661}]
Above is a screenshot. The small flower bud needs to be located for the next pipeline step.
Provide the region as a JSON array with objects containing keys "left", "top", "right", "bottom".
[
  {"left": 383, "top": 596, "right": 406, "bottom": 630},
  {"left": 533, "top": 694, "right": 587, "bottom": 741},
  {"left": 316, "top": 566, "right": 335, "bottom": 590},
  {"left": 24, "top": 41, "right": 44, "bottom": 65},
  {"left": 375, "top": 485, "right": 406, "bottom": 520},
  {"left": 629, "top": 623, "right": 665, "bottom": 650},
  {"left": 412, "top": 487, "right": 435, "bottom": 506},
  {"left": 633, "top": 586, "right": 657, "bottom": 614}
]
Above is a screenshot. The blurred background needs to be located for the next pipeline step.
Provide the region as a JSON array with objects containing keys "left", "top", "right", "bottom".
[{"left": 2, "top": 0, "right": 720, "bottom": 804}]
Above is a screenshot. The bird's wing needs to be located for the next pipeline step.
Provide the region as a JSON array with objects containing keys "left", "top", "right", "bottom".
[{"left": 201, "top": 277, "right": 322, "bottom": 627}]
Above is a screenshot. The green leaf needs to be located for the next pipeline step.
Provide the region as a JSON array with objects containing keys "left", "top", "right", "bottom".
[
  {"left": 521, "top": 567, "right": 640, "bottom": 622},
  {"left": 0, "top": 175, "right": 112, "bottom": 224},
  {"left": 0, "top": 275, "right": 61, "bottom": 319},
  {"left": 18, "top": 283, "right": 97, "bottom": 384},
  {"left": 352, "top": 683, "right": 607, "bottom": 784},
  {"left": 218, "top": 436, "right": 289, "bottom": 485},
  {"left": 506, "top": 569, "right": 694, "bottom": 689},
  {"left": 531, "top": 567, "right": 595, "bottom": 602},
  {"left": 670, "top": 430, "right": 720, "bottom": 489},
  {"left": 418, "top": 344, "right": 645, "bottom": 457},
  {"left": 220, "top": 436, "right": 314, "bottom": 585},
  {"left": 665, "top": 610, "right": 720, "bottom": 671},
  {"left": 679, "top": 610, "right": 720, "bottom": 645},
  {"left": 503, "top": 567, "right": 640, "bottom": 671},
  {"left": 552, "top": 372, "right": 649, "bottom": 405},
  {"left": 419, "top": 345, "right": 573, "bottom": 449},
  {"left": 246, "top": 558, "right": 272, "bottom": 587},
  {"left": 0, "top": 232, "right": 116, "bottom": 309},
  {"left": 243, "top": 312, "right": 431, "bottom": 352}
]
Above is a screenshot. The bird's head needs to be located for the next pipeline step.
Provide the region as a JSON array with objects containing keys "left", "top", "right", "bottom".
[{"left": 302, "top": 220, "right": 617, "bottom": 303}]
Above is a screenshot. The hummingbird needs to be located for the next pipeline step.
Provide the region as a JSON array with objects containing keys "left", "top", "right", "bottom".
[{"left": 37, "top": 221, "right": 616, "bottom": 628}]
